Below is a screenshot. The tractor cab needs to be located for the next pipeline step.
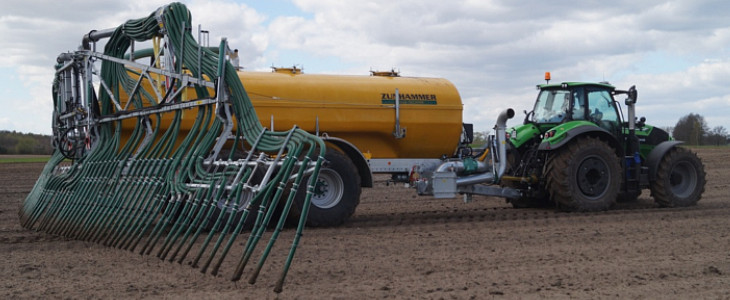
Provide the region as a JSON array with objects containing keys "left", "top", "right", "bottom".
[{"left": 529, "top": 82, "right": 622, "bottom": 135}]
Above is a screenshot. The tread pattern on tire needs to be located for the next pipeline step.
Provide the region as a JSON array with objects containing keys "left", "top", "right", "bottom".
[
  {"left": 545, "top": 136, "right": 621, "bottom": 212},
  {"left": 293, "top": 148, "right": 361, "bottom": 227},
  {"left": 650, "top": 147, "right": 706, "bottom": 207}
]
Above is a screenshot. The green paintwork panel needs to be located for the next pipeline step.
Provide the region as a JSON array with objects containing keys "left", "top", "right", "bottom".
[
  {"left": 541, "top": 120, "right": 599, "bottom": 147},
  {"left": 622, "top": 125, "right": 672, "bottom": 159},
  {"left": 626, "top": 126, "right": 652, "bottom": 159},
  {"left": 508, "top": 123, "right": 541, "bottom": 147},
  {"left": 638, "top": 143, "right": 653, "bottom": 160}
]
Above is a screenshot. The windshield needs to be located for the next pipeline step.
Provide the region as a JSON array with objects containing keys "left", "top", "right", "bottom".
[{"left": 532, "top": 89, "right": 572, "bottom": 123}]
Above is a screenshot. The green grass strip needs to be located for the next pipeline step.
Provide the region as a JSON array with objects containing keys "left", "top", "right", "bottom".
[{"left": 0, "top": 156, "right": 53, "bottom": 163}]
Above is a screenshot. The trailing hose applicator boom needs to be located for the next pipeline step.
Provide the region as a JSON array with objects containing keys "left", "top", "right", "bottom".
[{"left": 20, "top": 2, "right": 324, "bottom": 293}]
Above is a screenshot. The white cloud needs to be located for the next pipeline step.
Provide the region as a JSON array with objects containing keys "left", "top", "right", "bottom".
[
  {"left": 616, "top": 59, "right": 730, "bottom": 128},
  {"left": 0, "top": 0, "right": 270, "bottom": 134},
  {"left": 186, "top": 1, "right": 268, "bottom": 65},
  {"left": 0, "top": 117, "right": 10, "bottom": 129},
  {"left": 1, "top": 0, "right": 729, "bottom": 136},
  {"left": 266, "top": 0, "right": 730, "bottom": 132}
]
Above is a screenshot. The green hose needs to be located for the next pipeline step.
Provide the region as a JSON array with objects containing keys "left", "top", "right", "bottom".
[{"left": 19, "top": 2, "right": 325, "bottom": 293}]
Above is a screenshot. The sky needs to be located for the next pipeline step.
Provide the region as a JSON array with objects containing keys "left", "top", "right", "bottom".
[{"left": 1, "top": 0, "right": 728, "bottom": 136}]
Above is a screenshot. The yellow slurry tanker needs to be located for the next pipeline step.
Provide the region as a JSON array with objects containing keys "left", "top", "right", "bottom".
[
  {"left": 236, "top": 68, "right": 467, "bottom": 226},
  {"left": 110, "top": 62, "right": 468, "bottom": 227},
  {"left": 243, "top": 68, "right": 463, "bottom": 159}
]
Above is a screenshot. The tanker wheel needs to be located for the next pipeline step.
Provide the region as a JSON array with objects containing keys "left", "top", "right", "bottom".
[
  {"left": 546, "top": 136, "right": 620, "bottom": 211},
  {"left": 205, "top": 149, "right": 264, "bottom": 233},
  {"left": 291, "top": 148, "right": 361, "bottom": 227},
  {"left": 650, "top": 147, "right": 706, "bottom": 207}
]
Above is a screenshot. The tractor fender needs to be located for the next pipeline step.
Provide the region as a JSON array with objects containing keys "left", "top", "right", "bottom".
[
  {"left": 321, "top": 136, "right": 373, "bottom": 188},
  {"left": 538, "top": 124, "right": 622, "bottom": 156},
  {"left": 645, "top": 141, "right": 684, "bottom": 181}
]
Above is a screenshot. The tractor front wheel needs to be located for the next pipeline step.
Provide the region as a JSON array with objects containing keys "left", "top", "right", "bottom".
[
  {"left": 546, "top": 137, "right": 621, "bottom": 211},
  {"left": 650, "top": 147, "right": 705, "bottom": 207}
]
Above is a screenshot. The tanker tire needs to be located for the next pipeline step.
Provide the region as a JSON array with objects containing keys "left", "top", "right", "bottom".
[
  {"left": 205, "top": 150, "right": 263, "bottom": 233},
  {"left": 207, "top": 192, "right": 260, "bottom": 233},
  {"left": 292, "top": 149, "right": 361, "bottom": 227},
  {"left": 546, "top": 136, "right": 620, "bottom": 212},
  {"left": 650, "top": 147, "right": 705, "bottom": 207}
]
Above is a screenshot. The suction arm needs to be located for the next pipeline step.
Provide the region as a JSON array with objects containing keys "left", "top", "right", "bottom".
[{"left": 81, "top": 28, "right": 116, "bottom": 50}]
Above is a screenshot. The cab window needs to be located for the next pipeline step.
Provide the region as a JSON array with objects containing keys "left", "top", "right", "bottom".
[
  {"left": 571, "top": 89, "right": 585, "bottom": 120},
  {"left": 532, "top": 89, "right": 571, "bottom": 123},
  {"left": 586, "top": 89, "right": 619, "bottom": 130}
]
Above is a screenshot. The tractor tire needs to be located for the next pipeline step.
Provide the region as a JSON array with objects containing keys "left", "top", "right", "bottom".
[
  {"left": 545, "top": 136, "right": 621, "bottom": 211},
  {"left": 291, "top": 148, "right": 361, "bottom": 227},
  {"left": 650, "top": 147, "right": 706, "bottom": 207}
]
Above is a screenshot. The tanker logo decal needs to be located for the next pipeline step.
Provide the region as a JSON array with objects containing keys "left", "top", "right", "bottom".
[{"left": 381, "top": 93, "right": 437, "bottom": 105}]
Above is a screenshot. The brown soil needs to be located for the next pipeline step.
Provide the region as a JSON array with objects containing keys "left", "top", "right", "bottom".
[{"left": 2, "top": 148, "right": 729, "bottom": 299}]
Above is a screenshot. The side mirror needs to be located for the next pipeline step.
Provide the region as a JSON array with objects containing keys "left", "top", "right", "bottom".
[
  {"left": 626, "top": 85, "right": 638, "bottom": 104},
  {"left": 523, "top": 110, "right": 534, "bottom": 124}
]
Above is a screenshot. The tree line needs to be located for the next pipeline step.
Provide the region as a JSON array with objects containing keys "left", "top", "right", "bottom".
[
  {"left": 669, "top": 113, "right": 729, "bottom": 146},
  {"left": 0, "top": 131, "right": 54, "bottom": 155}
]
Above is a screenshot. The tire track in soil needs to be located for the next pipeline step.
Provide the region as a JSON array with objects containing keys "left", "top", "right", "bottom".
[{"left": 344, "top": 198, "right": 730, "bottom": 230}]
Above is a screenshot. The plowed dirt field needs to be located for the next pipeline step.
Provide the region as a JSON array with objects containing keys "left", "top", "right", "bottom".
[{"left": 2, "top": 148, "right": 729, "bottom": 299}]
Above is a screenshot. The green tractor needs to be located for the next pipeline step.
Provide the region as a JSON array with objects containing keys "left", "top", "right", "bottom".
[
  {"left": 414, "top": 78, "right": 706, "bottom": 212},
  {"left": 504, "top": 80, "right": 706, "bottom": 210}
]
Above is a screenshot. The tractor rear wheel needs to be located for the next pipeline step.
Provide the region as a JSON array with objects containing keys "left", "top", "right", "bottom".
[
  {"left": 546, "top": 137, "right": 621, "bottom": 211},
  {"left": 650, "top": 147, "right": 705, "bottom": 207}
]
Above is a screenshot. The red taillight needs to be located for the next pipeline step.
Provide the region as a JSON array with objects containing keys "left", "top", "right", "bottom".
[
  {"left": 546, "top": 130, "right": 556, "bottom": 138},
  {"left": 409, "top": 165, "right": 420, "bottom": 183}
]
